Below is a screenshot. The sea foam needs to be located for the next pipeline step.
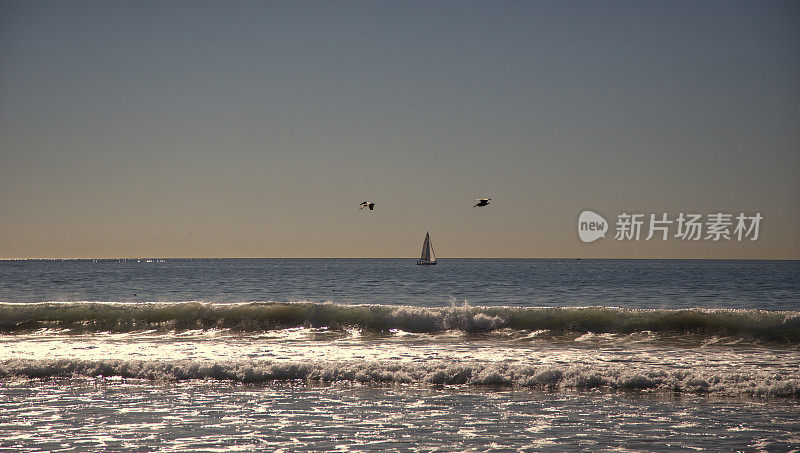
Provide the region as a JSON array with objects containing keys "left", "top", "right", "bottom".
[{"left": 2, "top": 358, "right": 798, "bottom": 398}]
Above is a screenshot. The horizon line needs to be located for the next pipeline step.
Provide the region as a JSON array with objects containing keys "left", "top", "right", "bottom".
[{"left": 1, "top": 257, "right": 798, "bottom": 261}]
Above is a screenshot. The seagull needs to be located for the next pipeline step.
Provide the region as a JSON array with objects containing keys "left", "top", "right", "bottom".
[
  {"left": 359, "top": 201, "right": 375, "bottom": 211},
  {"left": 473, "top": 198, "right": 491, "bottom": 208}
]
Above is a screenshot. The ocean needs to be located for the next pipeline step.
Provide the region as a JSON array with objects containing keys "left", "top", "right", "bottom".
[{"left": 1, "top": 258, "right": 798, "bottom": 451}]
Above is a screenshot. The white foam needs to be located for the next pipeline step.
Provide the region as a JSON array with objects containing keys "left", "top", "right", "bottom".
[{"left": 1, "top": 358, "right": 798, "bottom": 398}]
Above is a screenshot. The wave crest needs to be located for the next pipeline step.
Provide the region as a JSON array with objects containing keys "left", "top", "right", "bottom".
[{"left": 1, "top": 302, "right": 798, "bottom": 343}]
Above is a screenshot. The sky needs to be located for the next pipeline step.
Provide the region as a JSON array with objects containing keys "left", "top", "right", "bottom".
[{"left": 1, "top": 0, "right": 798, "bottom": 259}]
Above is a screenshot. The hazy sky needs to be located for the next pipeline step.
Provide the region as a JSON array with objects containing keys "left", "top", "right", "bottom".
[{"left": 1, "top": 0, "right": 798, "bottom": 258}]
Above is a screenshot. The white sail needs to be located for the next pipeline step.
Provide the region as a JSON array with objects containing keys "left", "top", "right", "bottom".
[
  {"left": 421, "top": 233, "right": 431, "bottom": 261},
  {"left": 417, "top": 232, "right": 437, "bottom": 264}
]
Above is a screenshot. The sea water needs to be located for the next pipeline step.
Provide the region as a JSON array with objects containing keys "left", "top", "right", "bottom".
[{"left": 1, "top": 259, "right": 798, "bottom": 451}]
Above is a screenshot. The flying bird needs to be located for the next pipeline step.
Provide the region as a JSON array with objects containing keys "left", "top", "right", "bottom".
[
  {"left": 359, "top": 201, "right": 375, "bottom": 211},
  {"left": 473, "top": 198, "right": 491, "bottom": 208}
]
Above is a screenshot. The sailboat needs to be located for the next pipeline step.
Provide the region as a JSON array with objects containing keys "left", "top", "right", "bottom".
[{"left": 416, "top": 232, "right": 437, "bottom": 265}]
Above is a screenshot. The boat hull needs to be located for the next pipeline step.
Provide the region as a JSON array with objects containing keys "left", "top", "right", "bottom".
[{"left": 416, "top": 260, "right": 437, "bottom": 265}]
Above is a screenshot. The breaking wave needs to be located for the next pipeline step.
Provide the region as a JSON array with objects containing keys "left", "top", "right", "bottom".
[
  {"left": 2, "top": 358, "right": 798, "bottom": 398},
  {"left": 1, "top": 301, "right": 799, "bottom": 343}
]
